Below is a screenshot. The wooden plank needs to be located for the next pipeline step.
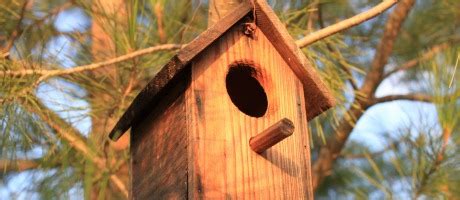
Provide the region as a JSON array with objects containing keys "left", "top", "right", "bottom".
[
  {"left": 186, "top": 19, "right": 312, "bottom": 199},
  {"left": 109, "top": 2, "right": 252, "bottom": 140},
  {"left": 255, "top": 0, "right": 335, "bottom": 120},
  {"left": 130, "top": 74, "right": 190, "bottom": 199}
]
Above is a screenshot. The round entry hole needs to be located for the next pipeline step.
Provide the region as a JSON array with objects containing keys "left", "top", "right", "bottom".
[{"left": 225, "top": 63, "right": 268, "bottom": 117}]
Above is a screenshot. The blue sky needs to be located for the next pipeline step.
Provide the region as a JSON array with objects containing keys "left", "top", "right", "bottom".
[{"left": 350, "top": 71, "right": 439, "bottom": 150}]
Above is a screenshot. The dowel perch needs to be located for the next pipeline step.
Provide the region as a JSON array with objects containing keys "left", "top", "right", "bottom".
[{"left": 249, "top": 118, "right": 295, "bottom": 153}]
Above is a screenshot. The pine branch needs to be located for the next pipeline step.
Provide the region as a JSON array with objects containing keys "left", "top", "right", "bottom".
[
  {"left": 22, "top": 96, "right": 103, "bottom": 164},
  {"left": 323, "top": 41, "right": 359, "bottom": 90},
  {"left": 341, "top": 141, "right": 400, "bottom": 159},
  {"left": 317, "top": 3, "right": 326, "bottom": 29},
  {"left": 1, "top": 44, "right": 182, "bottom": 79},
  {"left": 110, "top": 175, "right": 129, "bottom": 198},
  {"left": 315, "top": 3, "right": 359, "bottom": 90},
  {"left": 20, "top": 96, "right": 129, "bottom": 197},
  {"left": 384, "top": 43, "right": 450, "bottom": 78},
  {"left": 296, "top": 0, "right": 398, "bottom": 48},
  {"left": 0, "top": 158, "right": 65, "bottom": 173},
  {"left": 414, "top": 127, "right": 453, "bottom": 198},
  {"left": 1, "top": 0, "right": 31, "bottom": 58},
  {"left": 312, "top": 0, "right": 416, "bottom": 191},
  {"left": 1, "top": 1, "right": 75, "bottom": 59},
  {"left": 371, "top": 89, "right": 459, "bottom": 105},
  {"left": 0, "top": 159, "right": 42, "bottom": 172},
  {"left": 154, "top": 2, "right": 166, "bottom": 43},
  {"left": 372, "top": 93, "right": 434, "bottom": 104},
  {"left": 361, "top": 0, "right": 416, "bottom": 95},
  {"left": 449, "top": 54, "right": 459, "bottom": 88}
]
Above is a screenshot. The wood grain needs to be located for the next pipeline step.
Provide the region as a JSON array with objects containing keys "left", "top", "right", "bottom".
[
  {"left": 110, "top": 0, "right": 335, "bottom": 141},
  {"left": 130, "top": 73, "right": 190, "bottom": 199},
  {"left": 186, "top": 18, "right": 313, "bottom": 199},
  {"left": 109, "top": 2, "right": 252, "bottom": 140},
  {"left": 250, "top": 118, "right": 295, "bottom": 154},
  {"left": 255, "top": 0, "right": 335, "bottom": 120}
]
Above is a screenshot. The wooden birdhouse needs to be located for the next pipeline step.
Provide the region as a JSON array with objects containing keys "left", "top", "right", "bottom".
[{"left": 109, "top": 0, "right": 334, "bottom": 199}]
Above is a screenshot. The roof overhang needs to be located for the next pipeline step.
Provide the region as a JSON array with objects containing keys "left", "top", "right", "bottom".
[{"left": 109, "top": 0, "right": 335, "bottom": 140}]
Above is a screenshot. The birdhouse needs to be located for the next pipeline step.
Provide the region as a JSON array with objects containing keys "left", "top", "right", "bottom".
[{"left": 109, "top": 0, "right": 334, "bottom": 199}]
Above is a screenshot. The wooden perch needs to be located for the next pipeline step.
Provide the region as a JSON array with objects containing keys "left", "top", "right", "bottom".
[{"left": 249, "top": 118, "right": 295, "bottom": 153}]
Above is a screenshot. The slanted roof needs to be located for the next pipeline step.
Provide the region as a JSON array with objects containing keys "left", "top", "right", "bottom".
[{"left": 109, "top": 0, "right": 335, "bottom": 140}]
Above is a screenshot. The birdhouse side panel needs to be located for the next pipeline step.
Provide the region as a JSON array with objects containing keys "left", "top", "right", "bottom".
[
  {"left": 131, "top": 80, "right": 190, "bottom": 199},
  {"left": 186, "top": 21, "right": 312, "bottom": 199}
]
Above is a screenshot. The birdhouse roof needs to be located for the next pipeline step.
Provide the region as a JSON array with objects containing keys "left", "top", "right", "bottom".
[{"left": 109, "top": 0, "right": 335, "bottom": 140}]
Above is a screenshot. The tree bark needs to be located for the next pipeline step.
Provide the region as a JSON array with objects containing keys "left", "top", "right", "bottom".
[{"left": 360, "top": 0, "right": 416, "bottom": 96}]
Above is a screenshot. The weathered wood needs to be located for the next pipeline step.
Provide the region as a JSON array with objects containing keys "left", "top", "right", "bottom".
[
  {"left": 186, "top": 19, "right": 312, "bottom": 199},
  {"left": 130, "top": 71, "right": 190, "bottom": 199},
  {"left": 115, "top": 2, "right": 339, "bottom": 199},
  {"left": 250, "top": 118, "right": 294, "bottom": 153},
  {"left": 109, "top": 0, "right": 335, "bottom": 140},
  {"left": 254, "top": 0, "right": 335, "bottom": 120},
  {"left": 109, "top": 2, "right": 252, "bottom": 140}
]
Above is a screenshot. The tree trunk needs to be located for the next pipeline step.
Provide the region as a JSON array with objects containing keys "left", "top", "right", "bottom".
[
  {"left": 91, "top": 0, "right": 130, "bottom": 151},
  {"left": 89, "top": 0, "right": 129, "bottom": 199}
]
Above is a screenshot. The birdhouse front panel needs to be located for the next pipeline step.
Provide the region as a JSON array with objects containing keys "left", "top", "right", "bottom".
[
  {"left": 185, "top": 21, "right": 313, "bottom": 199},
  {"left": 110, "top": 1, "right": 335, "bottom": 199}
]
